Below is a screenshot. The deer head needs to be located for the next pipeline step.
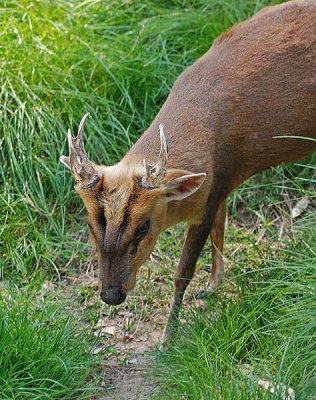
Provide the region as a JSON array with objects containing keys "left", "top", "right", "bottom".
[{"left": 60, "top": 115, "right": 206, "bottom": 305}]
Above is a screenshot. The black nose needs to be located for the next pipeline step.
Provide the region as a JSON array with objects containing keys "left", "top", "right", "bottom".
[{"left": 100, "top": 287, "right": 127, "bottom": 305}]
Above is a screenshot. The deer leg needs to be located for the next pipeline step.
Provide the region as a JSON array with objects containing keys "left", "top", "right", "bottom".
[
  {"left": 162, "top": 218, "right": 212, "bottom": 342},
  {"left": 208, "top": 199, "right": 227, "bottom": 290},
  {"left": 196, "top": 200, "right": 227, "bottom": 299}
]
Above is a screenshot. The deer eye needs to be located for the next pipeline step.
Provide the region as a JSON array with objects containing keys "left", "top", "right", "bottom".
[
  {"left": 130, "top": 243, "right": 138, "bottom": 256},
  {"left": 129, "top": 219, "right": 151, "bottom": 256},
  {"left": 136, "top": 219, "right": 150, "bottom": 238}
]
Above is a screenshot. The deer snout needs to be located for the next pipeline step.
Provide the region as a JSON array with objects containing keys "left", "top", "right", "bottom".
[{"left": 100, "top": 286, "right": 127, "bottom": 305}]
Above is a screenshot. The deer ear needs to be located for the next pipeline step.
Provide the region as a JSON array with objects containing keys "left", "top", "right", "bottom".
[
  {"left": 164, "top": 173, "right": 206, "bottom": 201},
  {"left": 59, "top": 155, "right": 71, "bottom": 170}
]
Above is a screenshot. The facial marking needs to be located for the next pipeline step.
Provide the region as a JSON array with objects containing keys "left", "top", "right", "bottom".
[
  {"left": 103, "top": 186, "right": 131, "bottom": 222},
  {"left": 98, "top": 178, "right": 142, "bottom": 254}
]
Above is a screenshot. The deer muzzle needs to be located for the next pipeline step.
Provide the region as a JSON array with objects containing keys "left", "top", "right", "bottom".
[{"left": 100, "top": 286, "right": 127, "bottom": 305}]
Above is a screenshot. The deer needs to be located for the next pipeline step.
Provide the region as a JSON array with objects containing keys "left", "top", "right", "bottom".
[{"left": 60, "top": 0, "right": 316, "bottom": 342}]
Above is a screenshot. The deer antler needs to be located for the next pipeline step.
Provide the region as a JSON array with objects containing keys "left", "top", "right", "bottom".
[
  {"left": 142, "top": 124, "right": 168, "bottom": 187},
  {"left": 68, "top": 113, "right": 100, "bottom": 189}
]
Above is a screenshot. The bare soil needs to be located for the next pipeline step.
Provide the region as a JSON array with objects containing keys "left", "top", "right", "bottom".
[
  {"left": 97, "top": 352, "right": 158, "bottom": 400},
  {"left": 56, "top": 261, "right": 167, "bottom": 400}
]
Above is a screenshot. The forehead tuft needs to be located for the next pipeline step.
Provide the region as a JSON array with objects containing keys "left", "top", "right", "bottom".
[
  {"left": 98, "top": 164, "right": 143, "bottom": 226},
  {"left": 103, "top": 184, "right": 137, "bottom": 222}
]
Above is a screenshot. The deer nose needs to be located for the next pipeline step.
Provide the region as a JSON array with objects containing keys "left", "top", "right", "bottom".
[{"left": 100, "top": 287, "right": 127, "bottom": 305}]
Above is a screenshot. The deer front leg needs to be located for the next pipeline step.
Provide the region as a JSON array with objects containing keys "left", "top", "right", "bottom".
[
  {"left": 162, "top": 219, "right": 212, "bottom": 343},
  {"left": 207, "top": 199, "right": 227, "bottom": 291},
  {"left": 195, "top": 200, "right": 227, "bottom": 299}
]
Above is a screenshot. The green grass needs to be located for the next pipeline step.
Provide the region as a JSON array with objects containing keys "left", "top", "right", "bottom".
[
  {"left": 0, "top": 290, "right": 98, "bottom": 399},
  {"left": 155, "top": 262, "right": 316, "bottom": 398},
  {"left": 1, "top": 0, "right": 315, "bottom": 398}
]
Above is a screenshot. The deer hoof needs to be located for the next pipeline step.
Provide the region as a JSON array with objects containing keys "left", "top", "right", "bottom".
[{"left": 194, "top": 286, "right": 217, "bottom": 299}]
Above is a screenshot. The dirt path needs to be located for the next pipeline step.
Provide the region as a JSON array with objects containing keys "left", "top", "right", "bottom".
[
  {"left": 91, "top": 318, "right": 162, "bottom": 400},
  {"left": 58, "top": 258, "right": 169, "bottom": 400},
  {"left": 93, "top": 320, "right": 162, "bottom": 399},
  {"left": 45, "top": 266, "right": 164, "bottom": 399},
  {"left": 100, "top": 352, "right": 158, "bottom": 400}
]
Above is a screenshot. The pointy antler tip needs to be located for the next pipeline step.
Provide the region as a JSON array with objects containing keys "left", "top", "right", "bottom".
[
  {"left": 159, "top": 123, "right": 165, "bottom": 137},
  {"left": 80, "top": 113, "right": 90, "bottom": 125},
  {"left": 67, "top": 128, "right": 73, "bottom": 144},
  {"left": 159, "top": 123, "right": 167, "bottom": 137},
  {"left": 77, "top": 113, "right": 90, "bottom": 136},
  {"left": 158, "top": 123, "right": 168, "bottom": 153}
]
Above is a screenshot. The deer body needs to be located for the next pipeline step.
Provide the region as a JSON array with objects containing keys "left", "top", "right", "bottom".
[
  {"left": 129, "top": 0, "right": 316, "bottom": 198},
  {"left": 61, "top": 0, "right": 316, "bottom": 341}
]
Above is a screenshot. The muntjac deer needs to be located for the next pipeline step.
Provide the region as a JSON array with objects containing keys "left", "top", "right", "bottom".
[{"left": 60, "top": 0, "right": 316, "bottom": 341}]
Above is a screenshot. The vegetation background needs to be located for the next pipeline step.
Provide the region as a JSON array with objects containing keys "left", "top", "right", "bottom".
[{"left": 0, "top": 0, "right": 315, "bottom": 399}]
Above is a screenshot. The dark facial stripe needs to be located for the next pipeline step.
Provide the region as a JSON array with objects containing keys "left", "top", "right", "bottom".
[
  {"left": 97, "top": 210, "right": 107, "bottom": 234},
  {"left": 114, "top": 182, "right": 140, "bottom": 251},
  {"left": 95, "top": 189, "right": 107, "bottom": 242}
]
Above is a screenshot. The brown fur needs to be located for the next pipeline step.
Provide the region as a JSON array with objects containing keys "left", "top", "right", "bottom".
[{"left": 64, "top": 0, "right": 316, "bottom": 340}]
